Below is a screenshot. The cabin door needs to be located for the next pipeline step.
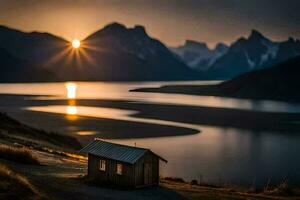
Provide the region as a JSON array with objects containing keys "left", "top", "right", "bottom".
[{"left": 143, "top": 163, "right": 152, "bottom": 185}]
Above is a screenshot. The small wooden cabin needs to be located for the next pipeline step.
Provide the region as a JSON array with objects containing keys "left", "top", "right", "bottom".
[{"left": 80, "top": 139, "right": 167, "bottom": 188}]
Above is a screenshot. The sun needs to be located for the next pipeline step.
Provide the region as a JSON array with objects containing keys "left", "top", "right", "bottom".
[{"left": 72, "top": 39, "right": 80, "bottom": 49}]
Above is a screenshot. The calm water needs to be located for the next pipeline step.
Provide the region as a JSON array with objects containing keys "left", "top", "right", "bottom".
[{"left": 0, "top": 81, "right": 300, "bottom": 186}]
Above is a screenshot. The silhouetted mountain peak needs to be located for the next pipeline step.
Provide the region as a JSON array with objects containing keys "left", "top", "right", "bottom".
[
  {"left": 233, "top": 37, "right": 247, "bottom": 48},
  {"left": 86, "top": 22, "right": 150, "bottom": 41},
  {"left": 249, "top": 29, "right": 263, "bottom": 38},
  {"left": 215, "top": 43, "right": 228, "bottom": 52},
  {"left": 184, "top": 40, "right": 209, "bottom": 49},
  {"left": 279, "top": 37, "right": 300, "bottom": 47},
  {"left": 99, "top": 22, "right": 127, "bottom": 34},
  {"left": 287, "top": 37, "right": 297, "bottom": 43},
  {"left": 132, "top": 25, "right": 147, "bottom": 35},
  {"left": 248, "top": 29, "right": 271, "bottom": 43}
]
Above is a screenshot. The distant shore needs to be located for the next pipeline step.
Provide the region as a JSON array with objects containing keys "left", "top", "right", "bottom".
[
  {"left": 131, "top": 84, "right": 300, "bottom": 102},
  {"left": 131, "top": 84, "right": 221, "bottom": 96}
]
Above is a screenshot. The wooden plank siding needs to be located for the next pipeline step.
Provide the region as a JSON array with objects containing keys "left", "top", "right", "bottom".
[
  {"left": 87, "top": 152, "right": 159, "bottom": 188},
  {"left": 88, "top": 154, "right": 135, "bottom": 188},
  {"left": 134, "top": 151, "right": 159, "bottom": 187}
]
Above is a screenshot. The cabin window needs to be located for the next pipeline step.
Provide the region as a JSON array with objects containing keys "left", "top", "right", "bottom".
[
  {"left": 116, "top": 163, "right": 123, "bottom": 175},
  {"left": 99, "top": 160, "right": 106, "bottom": 171}
]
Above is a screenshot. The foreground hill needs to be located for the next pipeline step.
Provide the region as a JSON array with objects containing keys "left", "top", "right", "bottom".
[
  {"left": 132, "top": 56, "right": 300, "bottom": 102},
  {"left": 0, "top": 112, "right": 81, "bottom": 150},
  {"left": 0, "top": 23, "right": 198, "bottom": 82},
  {"left": 219, "top": 56, "right": 300, "bottom": 101}
]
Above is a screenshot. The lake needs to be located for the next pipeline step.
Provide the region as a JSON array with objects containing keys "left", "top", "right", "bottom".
[{"left": 0, "top": 81, "right": 299, "bottom": 187}]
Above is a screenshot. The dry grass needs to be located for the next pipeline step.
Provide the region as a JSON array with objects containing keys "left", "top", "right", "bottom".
[
  {"left": 0, "top": 144, "right": 40, "bottom": 165},
  {"left": 162, "top": 176, "right": 185, "bottom": 183},
  {"left": 60, "top": 152, "right": 87, "bottom": 161},
  {"left": 0, "top": 112, "right": 82, "bottom": 150},
  {"left": 263, "top": 180, "right": 294, "bottom": 196},
  {"left": 0, "top": 163, "right": 40, "bottom": 199},
  {"left": 161, "top": 177, "right": 300, "bottom": 200}
]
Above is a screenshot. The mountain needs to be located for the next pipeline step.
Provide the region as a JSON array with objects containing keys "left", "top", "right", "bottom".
[
  {"left": 220, "top": 56, "right": 300, "bottom": 101},
  {"left": 0, "top": 23, "right": 199, "bottom": 82},
  {"left": 79, "top": 23, "right": 199, "bottom": 81},
  {"left": 170, "top": 40, "right": 228, "bottom": 71},
  {"left": 205, "top": 30, "right": 300, "bottom": 79},
  {"left": 0, "top": 47, "right": 55, "bottom": 82},
  {"left": 0, "top": 25, "right": 68, "bottom": 66},
  {"left": 171, "top": 30, "right": 300, "bottom": 80}
]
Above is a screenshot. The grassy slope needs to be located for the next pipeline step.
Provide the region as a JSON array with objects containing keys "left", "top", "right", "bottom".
[
  {"left": 0, "top": 112, "right": 81, "bottom": 150},
  {"left": 1, "top": 112, "right": 299, "bottom": 199},
  {"left": 0, "top": 163, "right": 41, "bottom": 200},
  {"left": 0, "top": 112, "right": 83, "bottom": 199},
  {"left": 162, "top": 179, "right": 300, "bottom": 200},
  {"left": 0, "top": 144, "right": 40, "bottom": 165}
]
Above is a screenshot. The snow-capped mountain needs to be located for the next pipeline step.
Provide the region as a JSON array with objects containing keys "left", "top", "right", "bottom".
[
  {"left": 170, "top": 40, "right": 228, "bottom": 71},
  {"left": 172, "top": 30, "right": 300, "bottom": 79}
]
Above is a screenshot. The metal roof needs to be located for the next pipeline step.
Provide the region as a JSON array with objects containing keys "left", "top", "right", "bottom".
[{"left": 79, "top": 139, "right": 167, "bottom": 164}]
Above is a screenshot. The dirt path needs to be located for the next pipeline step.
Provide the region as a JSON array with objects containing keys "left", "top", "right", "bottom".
[{"left": 3, "top": 150, "right": 186, "bottom": 200}]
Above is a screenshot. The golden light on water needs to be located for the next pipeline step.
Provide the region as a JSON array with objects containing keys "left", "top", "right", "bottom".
[
  {"left": 65, "top": 82, "right": 78, "bottom": 120},
  {"left": 72, "top": 39, "right": 80, "bottom": 48},
  {"left": 65, "top": 82, "right": 77, "bottom": 99},
  {"left": 66, "top": 105, "right": 77, "bottom": 115}
]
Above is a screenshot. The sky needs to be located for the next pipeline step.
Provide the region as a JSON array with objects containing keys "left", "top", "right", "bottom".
[{"left": 0, "top": 0, "right": 299, "bottom": 47}]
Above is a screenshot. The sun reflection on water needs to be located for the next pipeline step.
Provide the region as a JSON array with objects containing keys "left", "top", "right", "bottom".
[
  {"left": 65, "top": 82, "right": 77, "bottom": 99},
  {"left": 66, "top": 106, "right": 77, "bottom": 115},
  {"left": 65, "top": 82, "right": 78, "bottom": 119}
]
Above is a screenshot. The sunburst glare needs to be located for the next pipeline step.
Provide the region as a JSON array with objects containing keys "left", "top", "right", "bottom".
[{"left": 72, "top": 39, "right": 80, "bottom": 48}]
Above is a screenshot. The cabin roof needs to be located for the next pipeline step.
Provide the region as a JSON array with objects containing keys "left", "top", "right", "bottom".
[{"left": 79, "top": 139, "right": 167, "bottom": 164}]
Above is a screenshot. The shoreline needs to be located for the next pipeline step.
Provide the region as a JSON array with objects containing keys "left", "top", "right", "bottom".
[
  {"left": 131, "top": 84, "right": 300, "bottom": 103},
  {"left": 2, "top": 145, "right": 300, "bottom": 200},
  {"left": 0, "top": 95, "right": 299, "bottom": 142},
  {"left": 2, "top": 140, "right": 300, "bottom": 200}
]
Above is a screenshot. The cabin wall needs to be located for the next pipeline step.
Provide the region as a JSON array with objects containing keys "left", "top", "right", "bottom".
[
  {"left": 134, "top": 152, "right": 159, "bottom": 187},
  {"left": 87, "top": 154, "right": 135, "bottom": 188}
]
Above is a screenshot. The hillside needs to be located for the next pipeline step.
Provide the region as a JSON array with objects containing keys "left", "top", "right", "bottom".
[
  {"left": 0, "top": 47, "right": 56, "bottom": 82},
  {"left": 132, "top": 56, "right": 300, "bottom": 102},
  {"left": 0, "top": 112, "right": 81, "bottom": 150},
  {"left": 220, "top": 56, "right": 300, "bottom": 101}
]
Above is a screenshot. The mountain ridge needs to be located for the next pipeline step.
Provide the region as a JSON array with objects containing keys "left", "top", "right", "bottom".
[
  {"left": 0, "top": 22, "right": 199, "bottom": 82},
  {"left": 172, "top": 30, "right": 300, "bottom": 79},
  {"left": 1, "top": 23, "right": 299, "bottom": 82}
]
